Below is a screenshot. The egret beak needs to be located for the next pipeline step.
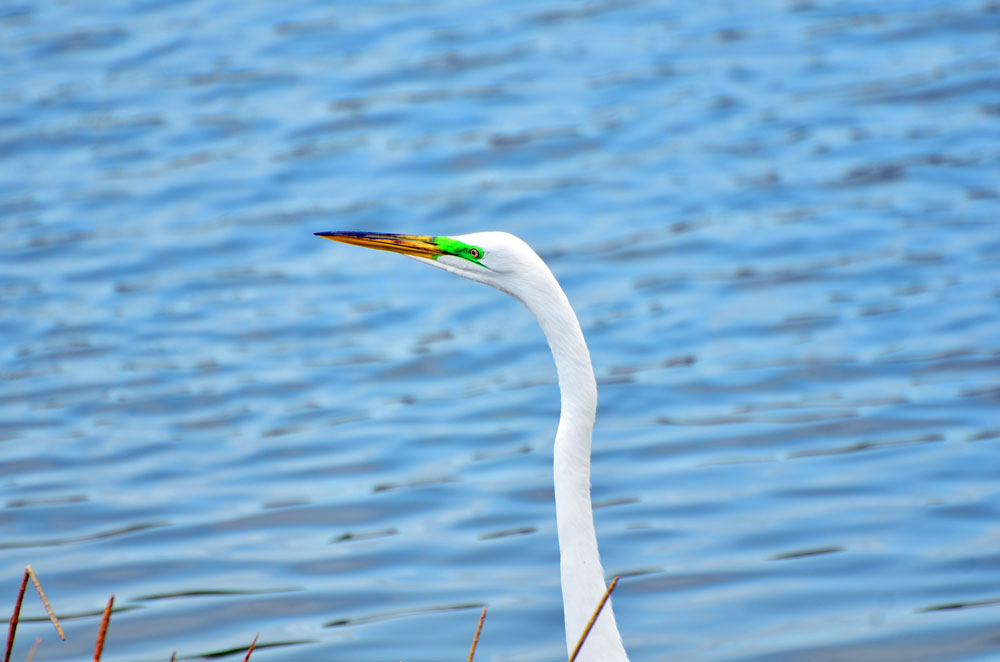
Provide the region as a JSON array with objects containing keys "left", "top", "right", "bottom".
[{"left": 315, "top": 231, "right": 442, "bottom": 259}]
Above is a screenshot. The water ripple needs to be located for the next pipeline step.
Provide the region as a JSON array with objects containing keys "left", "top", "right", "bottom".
[{"left": 2, "top": 1, "right": 999, "bottom": 661}]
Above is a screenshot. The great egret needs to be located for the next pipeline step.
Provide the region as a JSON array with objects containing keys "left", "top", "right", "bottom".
[{"left": 316, "top": 231, "right": 628, "bottom": 662}]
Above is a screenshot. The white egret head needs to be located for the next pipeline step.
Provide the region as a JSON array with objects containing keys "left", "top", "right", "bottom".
[{"left": 315, "top": 230, "right": 549, "bottom": 303}]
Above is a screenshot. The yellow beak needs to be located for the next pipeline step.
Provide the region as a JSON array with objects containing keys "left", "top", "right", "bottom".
[{"left": 315, "top": 231, "right": 442, "bottom": 259}]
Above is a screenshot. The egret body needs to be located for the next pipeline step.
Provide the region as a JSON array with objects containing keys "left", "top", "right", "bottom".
[{"left": 316, "top": 231, "right": 628, "bottom": 662}]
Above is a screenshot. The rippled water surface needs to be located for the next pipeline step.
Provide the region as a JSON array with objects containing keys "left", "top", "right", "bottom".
[{"left": 2, "top": 1, "right": 999, "bottom": 660}]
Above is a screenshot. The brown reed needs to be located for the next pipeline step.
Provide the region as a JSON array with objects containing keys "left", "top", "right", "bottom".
[
  {"left": 466, "top": 607, "right": 487, "bottom": 662},
  {"left": 243, "top": 632, "right": 260, "bottom": 661},
  {"left": 24, "top": 637, "right": 41, "bottom": 662},
  {"left": 93, "top": 595, "right": 114, "bottom": 662},
  {"left": 567, "top": 576, "right": 619, "bottom": 662}
]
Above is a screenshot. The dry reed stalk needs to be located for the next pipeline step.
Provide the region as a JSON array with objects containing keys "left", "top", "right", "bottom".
[
  {"left": 25, "top": 637, "right": 41, "bottom": 662},
  {"left": 243, "top": 632, "right": 260, "bottom": 661},
  {"left": 466, "top": 607, "right": 487, "bottom": 662},
  {"left": 567, "top": 576, "right": 619, "bottom": 662},
  {"left": 2, "top": 568, "right": 28, "bottom": 662},
  {"left": 93, "top": 595, "right": 114, "bottom": 662},
  {"left": 26, "top": 567, "right": 64, "bottom": 640}
]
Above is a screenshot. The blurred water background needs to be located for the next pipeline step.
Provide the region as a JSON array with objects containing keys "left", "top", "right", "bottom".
[{"left": 2, "top": 1, "right": 999, "bottom": 660}]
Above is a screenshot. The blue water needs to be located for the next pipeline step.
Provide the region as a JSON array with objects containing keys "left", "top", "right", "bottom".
[{"left": 2, "top": 1, "right": 999, "bottom": 660}]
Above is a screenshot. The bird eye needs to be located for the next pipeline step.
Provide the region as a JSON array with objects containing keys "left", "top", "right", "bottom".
[{"left": 468, "top": 247, "right": 482, "bottom": 259}]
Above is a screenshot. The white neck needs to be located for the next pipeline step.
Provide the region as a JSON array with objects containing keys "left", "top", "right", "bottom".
[{"left": 518, "top": 269, "right": 628, "bottom": 662}]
